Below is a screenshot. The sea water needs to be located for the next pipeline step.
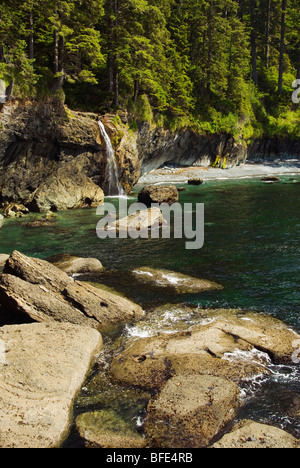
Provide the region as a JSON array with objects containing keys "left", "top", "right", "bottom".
[{"left": 0, "top": 176, "right": 299, "bottom": 443}]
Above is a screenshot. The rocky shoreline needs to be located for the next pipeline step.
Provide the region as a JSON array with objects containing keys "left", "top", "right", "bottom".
[
  {"left": 0, "top": 100, "right": 299, "bottom": 448},
  {"left": 0, "top": 100, "right": 299, "bottom": 214},
  {"left": 0, "top": 251, "right": 299, "bottom": 448}
]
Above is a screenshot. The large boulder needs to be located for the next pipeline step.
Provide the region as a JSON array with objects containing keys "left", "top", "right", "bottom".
[
  {"left": 110, "top": 308, "right": 300, "bottom": 390},
  {"left": 0, "top": 101, "right": 109, "bottom": 210},
  {"left": 0, "top": 251, "right": 143, "bottom": 331},
  {"left": 26, "top": 164, "right": 104, "bottom": 212},
  {"left": 145, "top": 375, "right": 240, "bottom": 448},
  {"left": 211, "top": 420, "right": 299, "bottom": 449},
  {"left": 138, "top": 185, "right": 179, "bottom": 206},
  {"left": 132, "top": 267, "right": 223, "bottom": 294},
  {"left": 0, "top": 322, "right": 102, "bottom": 448}
]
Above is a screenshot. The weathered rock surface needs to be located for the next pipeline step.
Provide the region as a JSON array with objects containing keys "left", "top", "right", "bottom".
[
  {"left": 3, "top": 203, "right": 29, "bottom": 218},
  {"left": 0, "top": 322, "right": 103, "bottom": 448},
  {"left": 26, "top": 164, "right": 105, "bottom": 212},
  {"left": 110, "top": 308, "right": 300, "bottom": 390},
  {"left": 145, "top": 375, "right": 239, "bottom": 448},
  {"left": 138, "top": 185, "right": 179, "bottom": 206},
  {"left": 47, "top": 254, "right": 104, "bottom": 275},
  {"left": 211, "top": 420, "right": 299, "bottom": 449},
  {"left": 131, "top": 267, "right": 223, "bottom": 294},
  {"left": 76, "top": 410, "right": 147, "bottom": 448},
  {"left": 105, "top": 208, "right": 166, "bottom": 233},
  {"left": 0, "top": 101, "right": 108, "bottom": 211},
  {"left": 0, "top": 254, "right": 9, "bottom": 268},
  {"left": 0, "top": 251, "right": 143, "bottom": 331}
]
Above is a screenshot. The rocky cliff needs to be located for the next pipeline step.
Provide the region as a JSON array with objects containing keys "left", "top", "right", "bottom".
[{"left": 0, "top": 100, "right": 299, "bottom": 212}]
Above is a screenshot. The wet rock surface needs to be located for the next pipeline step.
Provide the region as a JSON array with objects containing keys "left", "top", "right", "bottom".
[
  {"left": 131, "top": 267, "right": 224, "bottom": 294},
  {"left": 76, "top": 410, "right": 147, "bottom": 448},
  {"left": 110, "top": 308, "right": 300, "bottom": 391},
  {"left": 145, "top": 375, "right": 240, "bottom": 448}
]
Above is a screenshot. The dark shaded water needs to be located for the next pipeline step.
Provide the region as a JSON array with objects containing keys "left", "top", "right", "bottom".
[{"left": 0, "top": 175, "right": 299, "bottom": 444}]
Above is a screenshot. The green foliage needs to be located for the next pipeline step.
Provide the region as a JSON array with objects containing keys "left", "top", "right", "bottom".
[{"left": 0, "top": 0, "right": 299, "bottom": 139}]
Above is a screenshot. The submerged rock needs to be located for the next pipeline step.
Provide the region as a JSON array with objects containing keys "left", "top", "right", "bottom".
[
  {"left": 131, "top": 267, "right": 223, "bottom": 294},
  {"left": 76, "top": 410, "right": 147, "bottom": 448},
  {"left": 138, "top": 185, "right": 179, "bottom": 206},
  {"left": 47, "top": 254, "right": 104, "bottom": 275},
  {"left": 211, "top": 420, "right": 299, "bottom": 449},
  {"left": 0, "top": 322, "right": 102, "bottom": 448},
  {"left": 110, "top": 308, "right": 300, "bottom": 390},
  {"left": 0, "top": 251, "right": 143, "bottom": 331},
  {"left": 145, "top": 375, "right": 239, "bottom": 448}
]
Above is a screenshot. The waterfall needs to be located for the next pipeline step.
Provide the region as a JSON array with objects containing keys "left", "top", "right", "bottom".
[{"left": 98, "top": 120, "right": 125, "bottom": 196}]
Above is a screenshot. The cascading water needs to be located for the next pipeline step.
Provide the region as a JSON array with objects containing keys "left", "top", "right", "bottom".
[{"left": 98, "top": 120, "right": 125, "bottom": 196}]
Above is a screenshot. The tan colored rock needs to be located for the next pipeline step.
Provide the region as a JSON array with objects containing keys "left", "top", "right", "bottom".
[
  {"left": 27, "top": 164, "right": 104, "bottom": 213},
  {"left": 0, "top": 251, "right": 143, "bottom": 331},
  {"left": 0, "top": 322, "right": 103, "bottom": 448},
  {"left": 3, "top": 203, "right": 29, "bottom": 218},
  {"left": 76, "top": 410, "right": 147, "bottom": 448},
  {"left": 208, "top": 309, "right": 300, "bottom": 362},
  {"left": 106, "top": 207, "right": 166, "bottom": 233},
  {"left": 145, "top": 375, "right": 239, "bottom": 448},
  {"left": 211, "top": 420, "right": 299, "bottom": 448},
  {"left": 132, "top": 267, "right": 223, "bottom": 294},
  {"left": 138, "top": 185, "right": 179, "bottom": 206},
  {"left": 0, "top": 254, "right": 9, "bottom": 268},
  {"left": 110, "top": 308, "right": 300, "bottom": 390},
  {"left": 48, "top": 254, "right": 104, "bottom": 274}
]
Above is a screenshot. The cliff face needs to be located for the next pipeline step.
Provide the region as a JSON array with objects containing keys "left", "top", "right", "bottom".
[
  {"left": 0, "top": 100, "right": 107, "bottom": 211},
  {"left": 0, "top": 101, "right": 299, "bottom": 212}
]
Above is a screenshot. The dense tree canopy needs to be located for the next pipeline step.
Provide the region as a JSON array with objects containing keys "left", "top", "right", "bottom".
[{"left": 0, "top": 0, "right": 299, "bottom": 138}]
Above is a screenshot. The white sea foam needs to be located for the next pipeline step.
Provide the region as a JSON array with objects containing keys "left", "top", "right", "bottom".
[{"left": 133, "top": 270, "right": 154, "bottom": 278}]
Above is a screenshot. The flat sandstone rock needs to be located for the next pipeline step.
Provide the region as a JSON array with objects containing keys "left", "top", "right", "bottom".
[
  {"left": 211, "top": 420, "right": 299, "bottom": 448},
  {"left": 110, "top": 308, "right": 300, "bottom": 390},
  {"left": 145, "top": 375, "right": 239, "bottom": 448},
  {"left": 0, "top": 323, "right": 103, "bottom": 448},
  {"left": 0, "top": 251, "right": 143, "bottom": 331},
  {"left": 131, "top": 267, "right": 223, "bottom": 294}
]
